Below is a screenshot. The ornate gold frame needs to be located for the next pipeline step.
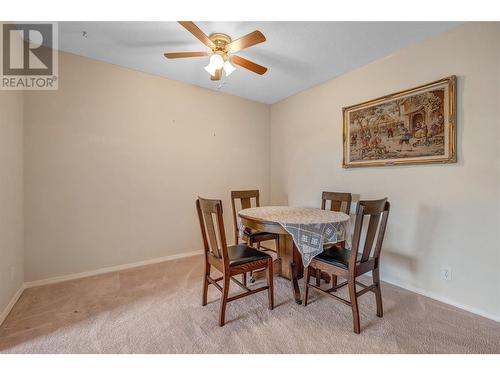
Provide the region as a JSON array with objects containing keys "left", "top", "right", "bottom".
[{"left": 342, "top": 76, "right": 457, "bottom": 168}]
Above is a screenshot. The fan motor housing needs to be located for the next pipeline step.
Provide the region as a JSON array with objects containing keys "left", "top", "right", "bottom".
[{"left": 209, "top": 33, "right": 232, "bottom": 52}]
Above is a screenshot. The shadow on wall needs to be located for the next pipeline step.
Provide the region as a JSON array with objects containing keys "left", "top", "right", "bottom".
[
  {"left": 382, "top": 203, "right": 441, "bottom": 285},
  {"left": 383, "top": 249, "right": 418, "bottom": 278},
  {"left": 412, "top": 203, "right": 441, "bottom": 279}
]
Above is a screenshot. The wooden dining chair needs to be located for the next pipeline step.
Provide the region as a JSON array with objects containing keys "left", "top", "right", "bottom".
[
  {"left": 304, "top": 198, "right": 390, "bottom": 334},
  {"left": 231, "top": 190, "right": 279, "bottom": 283},
  {"left": 319, "top": 191, "right": 353, "bottom": 287},
  {"left": 196, "top": 197, "right": 274, "bottom": 327},
  {"left": 231, "top": 190, "right": 278, "bottom": 250},
  {"left": 321, "top": 191, "right": 352, "bottom": 214}
]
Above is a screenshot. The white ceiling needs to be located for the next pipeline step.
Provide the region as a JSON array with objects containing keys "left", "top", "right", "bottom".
[{"left": 57, "top": 22, "right": 460, "bottom": 104}]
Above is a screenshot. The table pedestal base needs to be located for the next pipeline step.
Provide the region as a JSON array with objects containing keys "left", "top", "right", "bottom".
[{"left": 277, "top": 234, "right": 303, "bottom": 304}]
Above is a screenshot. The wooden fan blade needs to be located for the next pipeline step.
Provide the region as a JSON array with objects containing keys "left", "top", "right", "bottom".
[
  {"left": 211, "top": 68, "right": 222, "bottom": 81},
  {"left": 231, "top": 55, "right": 268, "bottom": 75},
  {"left": 178, "top": 21, "right": 215, "bottom": 50},
  {"left": 164, "top": 52, "right": 209, "bottom": 59},
  {"left": 228, "top": 30, "right": 266, "bottom": 53}
]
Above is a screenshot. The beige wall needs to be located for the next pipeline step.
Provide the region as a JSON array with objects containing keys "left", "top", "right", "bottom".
[
  {"left": 16, "top": 23, "right": 500, "bottom": 320},
  {"left": 0, "top": 90, "right": 24, "bottom": 315},
  {"left": 270, "top": 23, "right": 500, "bottom": 319},
  {"left": 24, "top": 51, "right": 270, "bottom": 281}
]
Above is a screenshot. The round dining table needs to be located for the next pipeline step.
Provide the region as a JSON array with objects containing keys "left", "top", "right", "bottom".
[{"left": 238, "top": 206, "right": 350, "bottom": 304}]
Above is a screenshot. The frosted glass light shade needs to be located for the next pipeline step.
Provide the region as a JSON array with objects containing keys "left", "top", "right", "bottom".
[
  {"left": 204, "top": 54, "right": 224, "bottom": 76},
  {"left": 223, "top": 60, "right": 236, "bottom": 76}
]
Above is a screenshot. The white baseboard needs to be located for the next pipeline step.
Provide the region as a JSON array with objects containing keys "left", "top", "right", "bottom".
[
  {"left": 24, "top": 250, "right": 203, "bottom": 289},
  {"left": 0, "top": 285, "right": 25, "bottom": 327},
  {"left": 381, "top": 275, "right": 500, "bottom": 323}
]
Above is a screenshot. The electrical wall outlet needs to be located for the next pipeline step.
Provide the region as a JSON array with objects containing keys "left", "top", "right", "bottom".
[{"left": 440, "top": 266, "right": 452, "bottom": 281}]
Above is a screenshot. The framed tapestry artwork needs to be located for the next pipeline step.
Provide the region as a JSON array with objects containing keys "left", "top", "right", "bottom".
[{"left": 342, "top": 76, "right": 456, "bottom": 168}]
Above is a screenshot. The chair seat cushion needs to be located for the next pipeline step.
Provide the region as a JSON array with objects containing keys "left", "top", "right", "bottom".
[
  {"left": 228, "top": 244, "right": 271, "bottom": 267},
  {"left": 314, "top": 245, "right": 359, "bottom": 269}
]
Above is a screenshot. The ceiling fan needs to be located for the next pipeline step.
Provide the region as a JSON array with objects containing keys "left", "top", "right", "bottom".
[{"left": 164, "top": 21, "right": 268, "bottom": 81}]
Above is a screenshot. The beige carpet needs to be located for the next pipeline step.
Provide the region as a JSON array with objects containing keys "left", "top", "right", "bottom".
[{"left": 1, "top": 254, "right": 499, "bottom": 353}]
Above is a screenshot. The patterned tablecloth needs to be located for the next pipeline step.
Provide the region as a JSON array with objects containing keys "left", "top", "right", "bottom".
[{"left": 238, "top": 206, "right": 351, "bottom": 266}]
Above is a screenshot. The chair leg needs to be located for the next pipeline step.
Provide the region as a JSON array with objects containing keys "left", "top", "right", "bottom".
[
  {"left": 304, "top": 266, "right": 311, "bottom": 306},
  {"left": 267, "top": 258, "right": 274, "bottom": 310},
  {"left": 242, "top": 272, "right": 247, "bottom": 287},
  {"left": 202, "top": 263, "right": 210, "bottom": 306},
  {"left": 331, "top": 274, "right": 338, "bottom": 289},
  {"left": 316, "top": 268, "right": 321, "bottom": 287},
  {"left": 257, "top": 241, "right": 261, "bottom": 249},
  {"left": 348, "top": 277, "right": 361, "bottom": 334},
  {"left": 373, "top": 268, "right": 383, "bottom": 317},
  {"left": 248, "top": 237, "right": 255, "bottom": 284},
  {"left": 219, "top": 275, "right": 230, "bottom": 327}
]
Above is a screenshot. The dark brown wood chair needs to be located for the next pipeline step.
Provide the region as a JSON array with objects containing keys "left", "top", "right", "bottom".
[
  {"left": 231, "top": 190, "right": 278, "bottom": 250},
  {"left": 196, "top": 197, "right": 274, "bottom": 327},
  {"left": 304, "top": 198, "right": 390, "bottom": 334},
  {"left": 319, "top": 191, "right": 353, "bottom": 287},
  {"left": 321, "top": 191, "right": 352, "bottom": 215},
  {"left": 231, "top": 190, "right": 278, "bottom": 283}
]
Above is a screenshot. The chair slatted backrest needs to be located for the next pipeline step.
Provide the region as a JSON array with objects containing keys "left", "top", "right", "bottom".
[
  {"left": 231, "top": 190, "right": 260, "bottom": 244},
  {"left": 196, "top": 197, "right": 229, "bottom": 264},
  {"left": 321, "top": 192, "right": 352, "bottom": 215},
  {"left": 349, "top": 198, "right": 390, "bottom": 266}
]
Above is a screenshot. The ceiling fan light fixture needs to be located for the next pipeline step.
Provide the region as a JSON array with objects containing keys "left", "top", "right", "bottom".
[
  {"left": 204, "top": 54, "right": 224, "bottom": 76},
  {"left": 223, "top": 60, "right": 236, "bottom": 76},
  {"left": 165, "top": 22, "right": 268, "bottom": 81}
]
